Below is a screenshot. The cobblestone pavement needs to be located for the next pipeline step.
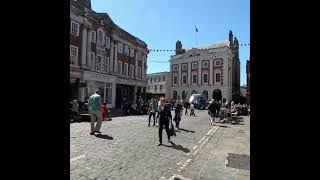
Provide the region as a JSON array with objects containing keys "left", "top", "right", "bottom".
[{"left": 70, "top": 110, "right": 250, "bottom": 180}]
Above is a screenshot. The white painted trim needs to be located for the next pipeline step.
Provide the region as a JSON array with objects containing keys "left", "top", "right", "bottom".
[
  {"left": 70, "top": 20, "right": 80, "bottom": 36},
  {"left": 70, "top": 45, "right": 79, "bottom": 66}
]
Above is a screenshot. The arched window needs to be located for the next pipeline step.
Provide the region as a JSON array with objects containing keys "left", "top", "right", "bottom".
[{"left": 173, "top": 91, "right": 178, "bottom": 100}]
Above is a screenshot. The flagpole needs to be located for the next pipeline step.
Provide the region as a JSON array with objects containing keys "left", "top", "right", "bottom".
[{"left": 195, "top": 26, "right": 198, "bottom": 48}]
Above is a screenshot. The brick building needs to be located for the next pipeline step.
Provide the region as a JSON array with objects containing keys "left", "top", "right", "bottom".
[
  {"left": 70, "top": 0, "right": 148, "bottom": 108},
  {"left": 168, "top": 31, "right": 241, "bottom": 103}
]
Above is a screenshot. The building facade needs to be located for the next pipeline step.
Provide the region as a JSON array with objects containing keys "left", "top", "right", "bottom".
[
  {"left": 146, "top": 72, "right": 171, "bottom": 99},
  {"left": 240, "top": 85, "right": 247, "bottom": 97},
  {"left": 246, "top": 60, "right": 250, "bottom": 105},
  {"left": 70, "top": 0, "right": 148, "bottom": 108},
  {"left": 169, "top": 31, "right": 240, "bottom": 103}
]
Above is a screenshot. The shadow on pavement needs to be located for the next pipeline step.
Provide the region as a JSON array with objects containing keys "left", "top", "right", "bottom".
[
  {"left": 178, "top": 128, "right": 195, "bottom": 133},
  {"left": 95, "top": 134, "right": 114, "bottom": 140},
  {"left": 218, "top": 125, "right": 230, "bottom": 128},
  {"left": 162, "top": 141, "right": 190, "bottom": 153}
]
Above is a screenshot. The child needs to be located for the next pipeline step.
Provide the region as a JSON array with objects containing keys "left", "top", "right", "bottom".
[
  {"left": 190, "top": 103, "right": 195, "bottom": 116},
  {"left": 101, "top": 103, "right": 112, "bottom": 121}
]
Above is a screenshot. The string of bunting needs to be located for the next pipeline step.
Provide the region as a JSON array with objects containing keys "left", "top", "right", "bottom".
[{"left": 148, "top": 43, "right": 250, "bottom": 52}]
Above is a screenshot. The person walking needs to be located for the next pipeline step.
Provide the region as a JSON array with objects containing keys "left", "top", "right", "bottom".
[
  {"left": 88, "top": 90, "right": 103, "bottom": 135},
  {"left": 208, "top": 99, "right": 216, "bottom": 125},
  {"left": 184, "top": 100, "right": 189, "bottom": 116},
  {"left": 71, "top": 97, "right": 79, "bottom": 122},
  {"left": 174, "top": 100, "right": 183, "bottom": 129},
  {"left": 190, "top": 103, "right": 196, "bottom": 116},
  {"left": 156, "top": 98, "right": 172, "bottom": 146},
  {"left": 148, "top": 98, "right": 158, "bottom": 126}
]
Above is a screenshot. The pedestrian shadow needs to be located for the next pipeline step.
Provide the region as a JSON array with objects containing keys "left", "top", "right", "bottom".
[
  {"left": 162, "top": 141, "right": 190, "bottom": 153},
  {"left": 218, "top": 125, "right": 230, "bottom": 128},
  {"left": 174, "top": 130, "right": 181, "bottom": 132},
  {"left": 178, "top": 128, "right": 195, "bottom": 133},
  {"left": 95, "top": 134, "right": 114, "bottom": 140}
]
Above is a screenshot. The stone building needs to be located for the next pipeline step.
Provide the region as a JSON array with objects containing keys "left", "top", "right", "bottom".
[
  {"left": 70, "top": 0, "right": 148, "bottom": 108},
  {"left": 168, "top": 31, "right": 240, "bottom": 102}
]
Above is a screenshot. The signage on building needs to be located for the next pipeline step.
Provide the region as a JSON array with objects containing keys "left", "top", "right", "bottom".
[
  {"left": 84, "top": 71, "right": 116, "bottom": 83},
  {"left": 70, "top": 70, "right": 81, "bottom": 78}
]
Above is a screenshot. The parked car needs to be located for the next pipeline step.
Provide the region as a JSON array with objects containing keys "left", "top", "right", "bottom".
[{"left": 189, "top": 94, "right": 207, "bottom": 110}]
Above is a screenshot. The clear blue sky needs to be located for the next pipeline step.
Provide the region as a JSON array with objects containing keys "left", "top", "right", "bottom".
[{"left": 91, "top": 0, "right": 250, "bottom": 86}]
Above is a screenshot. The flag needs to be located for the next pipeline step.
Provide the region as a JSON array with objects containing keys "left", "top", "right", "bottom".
[{"left": 195, "top": 26, "right": 198, "bottom": 32}]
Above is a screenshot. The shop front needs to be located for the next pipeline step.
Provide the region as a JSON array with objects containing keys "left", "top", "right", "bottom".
[
  {"left": 70, "top": 69, "right": 82, "bottom": 102},
  {"left": 83, "top": 71, "right": 116, "bottom": 108},
  {"left": 115, "top": 78, "right": 147, "bottom": 108}
]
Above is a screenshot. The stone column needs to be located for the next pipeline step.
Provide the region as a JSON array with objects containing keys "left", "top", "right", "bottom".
[
  {"left": 135, "top": 51, "right": 138, "bottom": 79},
  {"left": 81, "top": 26, "right": 88, "bottom": 67},
  {"left": 104, "top": 82, "right": 107, "bottom": 103},
  {"left": 178, "top": 63, "right": 181, "bottom": 86},
  {"left": 198, "top": 60, "right": 201, "bottom": 86},
  {"left": 79, "top": 87, "right": 85, "bottom": 102},
  {"left": 188, "top": 61, "right": 191, "bottom": 85},
  {"left": 209, "top": 59, "right": 213, "bottom": 86},
  {"left": 112, "top": 82, "right": 116, "bottom": 108},
  {"left": 110, "top": 41, "right": 114, "bottom": 73},
  {"left": 141, "top": 53, "right": 145, "bottom": 80},
  {"left": 86, "top": 29, "right": 92, "bottom": 68},
  {"left": 114, "top": 43, "right": 118, "bottom": 74}
]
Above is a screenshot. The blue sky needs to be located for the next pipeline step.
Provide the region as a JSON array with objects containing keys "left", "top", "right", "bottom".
[{"left": 91, "top": 0, "right": 250, "bottom": 86}]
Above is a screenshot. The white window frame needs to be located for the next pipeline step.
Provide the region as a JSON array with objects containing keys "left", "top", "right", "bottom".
[
  {"left": 105, "top": 57, "right": 109, "bottom": 73},
  {"left": 124, "top": 46, "right": 129, "bottom": 56},
  {"left": 117, "top": 61, "right": 122, "bottom": 75},
  {"left": 192, "top": 74, "right": 197, "bottom": 84},
  {"left": 95, "top": 55, "right": 103, "bottom": 71},
  {"left": 172, "top": 65, "right": 178, "bottom": 71},
  {"left": 124, "top": 63, "right": 128, "bottom": 77},
  {"left": 118, "top": 43, "right": 123, "bottom": 54},
  {"left": 101, "top": 57, "right": 106, "bottom": 72},
  {"left": 216, "top": 73, "right": 221, "bottom": 82},
  {"left": 91, "top": 30, "right": 96, "bottom": 43},
  {"left": 192, "top": 62, "right": 198, "bottom": 69},
  {"left": 70, "top": 21, "right": 80, "bottom": 36},
  {"left": 90, "top": 52, "right": 95, "bottom": 70},
  {"left": 215, "top": 60, "right": 221, "bottom": 66},
  {"left": 130, "top": 48, "right": 135, "bottom": 57},
  {"left": 173, "top": 76, "right": 178, "bottom": 85},
  {"left": 137, "top": 67, "right": 142, "bottom": 79},
  {"left": 97, "top": 30, "right": 104, "bottom": 46},
  {"left": 129, "top": 64, "right": 134, "bottom": 78},
  {"left": 202, "top": 61, "right": 208, "bottom": 68},
  {"left": 203, "top": 73, "right": 208, "bottom": 84},
  {"left": 182, "top": 75, "right": 187, "bottom": 84},
  {"left": 70, "top": 45, "right": 79, "bottom": 67},
  {"left": 182, "top": 64, "right": 187, "bottom": 70},
  {"left": 105, "top": 37, "right": 110, "bottom": 49}
]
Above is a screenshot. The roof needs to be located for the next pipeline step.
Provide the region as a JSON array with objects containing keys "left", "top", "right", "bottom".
[
  {"left": 184, "top": 40, "right": 230, "bottom": 51},
  {"left": 147, "top": 71, "right": 169, "bottom": 76}
]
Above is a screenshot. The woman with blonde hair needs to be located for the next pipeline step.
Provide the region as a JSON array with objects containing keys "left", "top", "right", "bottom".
[{"left": 156, "top": 97, "right": 172, "bottom": 145}]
